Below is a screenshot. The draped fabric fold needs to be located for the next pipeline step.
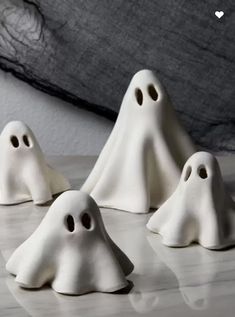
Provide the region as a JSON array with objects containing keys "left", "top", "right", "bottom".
[{"left": 0, "top": 0, "right": 234, "bottom": 151}]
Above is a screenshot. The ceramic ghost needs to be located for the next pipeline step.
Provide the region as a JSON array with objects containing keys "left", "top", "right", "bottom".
[
  {"left": 0, "top": 121, "right": 70, "bottom": 205},
  {"left": 6, "top": 190, "right": 134, "bottom": 295},
  {"left": 147, "top": 151, "right": 235, "bottom": 249},
  {"left": 81, "top": 69, "right": 195, "bottom": 213}
]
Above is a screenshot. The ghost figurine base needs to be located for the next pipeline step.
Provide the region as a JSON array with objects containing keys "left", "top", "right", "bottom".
[
  {"left": 147, "top": 152, "right": 235, "bottom": 250},
  {"left": 82, "top": 69, "right": 195, "bottom": 214},
  {"left": 6, "top": 190, "right": 134, "bottom": 295},
  {"left": 0, "top": 121, "right": 70, "bottom": 205}
]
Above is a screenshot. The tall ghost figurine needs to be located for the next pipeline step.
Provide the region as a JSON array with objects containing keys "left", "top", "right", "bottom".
[
  {"left": 6, "top": 190, "right": 134, "bottom": 295},
  {"left": 147, "top": 151, "right": 235, "bottom": 249},
  {"left": 82, "top": 69, "right": 195, "bottom": 213},
  {"left": 0, "top": 121, "right": 70, "bottom": 205}
]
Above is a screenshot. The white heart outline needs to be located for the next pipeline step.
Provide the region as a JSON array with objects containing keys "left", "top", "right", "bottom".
[{"left": 215, "top": 11, "right": 224, "bottom": 19}]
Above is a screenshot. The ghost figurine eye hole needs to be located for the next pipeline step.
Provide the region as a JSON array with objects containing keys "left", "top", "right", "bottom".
[
  {"left": 80, "top": 212, "right": 93, "bottom": 230},
  {"left": 184, "top": 165, "right": 192, "bottom": 181},
  {"left": 135, "top": 88, "right": 143, "bottom": 106},
  {"left": 198, "top": 165, "right": 208, "bottom": 179},
  {"left": 148, "top": 84, "right": 158, "bottom": 101},
  {"left": 23, "top": 134, "right": 30, "bottom": 147},
  {"left": 65, "top": 214, "right": 75, "bottom": 232},
  {"left": 10, "top": 135, "right": 19, "bottom": 148}
]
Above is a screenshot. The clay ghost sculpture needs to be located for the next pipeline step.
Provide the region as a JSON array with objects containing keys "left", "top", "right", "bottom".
[
  {"left": 6, "top": 190, "right": 134, "bottom": 295},
  {"left": 147, "top": 151, "right": 235, "bottom": 249},
  {"left": 82, "top": 69, "right": 195, "bottom": 213},
  {"left": 0, "top": 121, "right": 70, "bottom": 205}
]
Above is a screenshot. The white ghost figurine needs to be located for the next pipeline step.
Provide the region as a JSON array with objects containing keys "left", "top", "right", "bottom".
[
  {"left": 0, "top": 121, "right": 70, "bottom": 205},
  {"left": 6, "top": 190, "right": 134, "bottom": 295},
  {"left": 147, "top": 151, "right": 235, "bottom": 249},
  {"left": 82, "top": 69, "right": 195, "bottom": 213}
]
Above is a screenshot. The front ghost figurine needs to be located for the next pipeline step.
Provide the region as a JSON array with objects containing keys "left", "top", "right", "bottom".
[
  {"left": 0, "top": 121, "right": 70, "bottom": 205},
  {"left": 6, "top": 190, "right": 134, "bottom": 295},
  {"left": 81, "top": 69, "right": 195, "bottom": 213},
  {"left": 147, "top": 152, "right": 235, "bottom": 249}
]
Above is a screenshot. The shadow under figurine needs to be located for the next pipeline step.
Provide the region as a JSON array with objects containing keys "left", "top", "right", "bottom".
[
  {"left": 0, "top": 121, "right": 70, "bottom": 205},
  {"left": 82, "top": 69, "right": 195, "bottom": 213},
  {"left": 6, "top": 190, "right": 134, "bottom": 295}
]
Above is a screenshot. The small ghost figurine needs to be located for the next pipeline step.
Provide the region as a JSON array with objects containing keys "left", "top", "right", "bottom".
[
  {"left": 0, "top": 121, "right": 70, "bottom": 205},
  {"left": 82, "top": 69, "right": 195, "bottom": 213},
  {"left": 6, "top": 190, "right": 134, "bottom": 295},
  {"left": 147, "top": 151, "right": 235, "bottom": 249}
]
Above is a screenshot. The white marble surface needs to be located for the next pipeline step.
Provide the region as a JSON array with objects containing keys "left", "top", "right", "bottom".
[{"left": 0, "top": 155, "right": 235, "bottom": 317}]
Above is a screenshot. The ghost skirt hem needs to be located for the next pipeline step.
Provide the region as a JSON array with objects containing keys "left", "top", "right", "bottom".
[
  {"left": 0, "top": 188, "right": 70, "bottom": 206},
  {"left": 15, "top": 278, "right": 44, "bottom": 289},
  {"left": 0, "top": 198, "right": 32, "bottom": 206},
  {"left": 198, "top": 240, "right": 235, "bottom": 250},
  {"left": 99, "top": 203, "right": 150, "bottom": 214},
  {"left": 148, "top": 229, "right": 235, "bottom": 250},
  {"left": 51, "top": 281, "right": 129, "bottom": 295}
]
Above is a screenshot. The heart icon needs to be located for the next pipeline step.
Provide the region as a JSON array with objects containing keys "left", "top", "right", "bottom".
[{"left": 215, "top": 11, "right": 224, "bottom": 19}]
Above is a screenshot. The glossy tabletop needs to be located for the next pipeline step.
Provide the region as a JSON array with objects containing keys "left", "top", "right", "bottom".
[{"left": 1, "top": 155, "right": 235, "bottom": 317}]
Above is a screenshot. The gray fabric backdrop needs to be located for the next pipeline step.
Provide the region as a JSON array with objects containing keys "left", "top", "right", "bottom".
[{"left": 0, "top": 0, "right": 234, "bottom": 152}]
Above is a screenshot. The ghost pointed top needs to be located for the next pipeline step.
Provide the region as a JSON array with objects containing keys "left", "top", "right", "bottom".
[
  {"left": 131, "top": 69, "right": 166, "bottom": 97},
  {"left": 180, "top": 151, "right": 222, "bottom": 182},
  {"left": 122, "top": 69, "right": 169, "bottom": 114},
  {"left": 49, "top": 190, "right": 97, "bottom": 216},
  {"left": 2, "top": 120, "right": 32, "bottom": 133},
  {"left": 183, "top": 151, "right": 219, "bottom": 170},
  {"left": 45, "top": 190, "right": 104, "bottom": 233},
  {"left": 0, "top": 121, "right": 39, "bottom": 151}
]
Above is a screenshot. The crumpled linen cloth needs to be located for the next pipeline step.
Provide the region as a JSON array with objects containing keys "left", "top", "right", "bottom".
[{"left": 0, "top": 0, "right": 234, "bottom": 152}]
